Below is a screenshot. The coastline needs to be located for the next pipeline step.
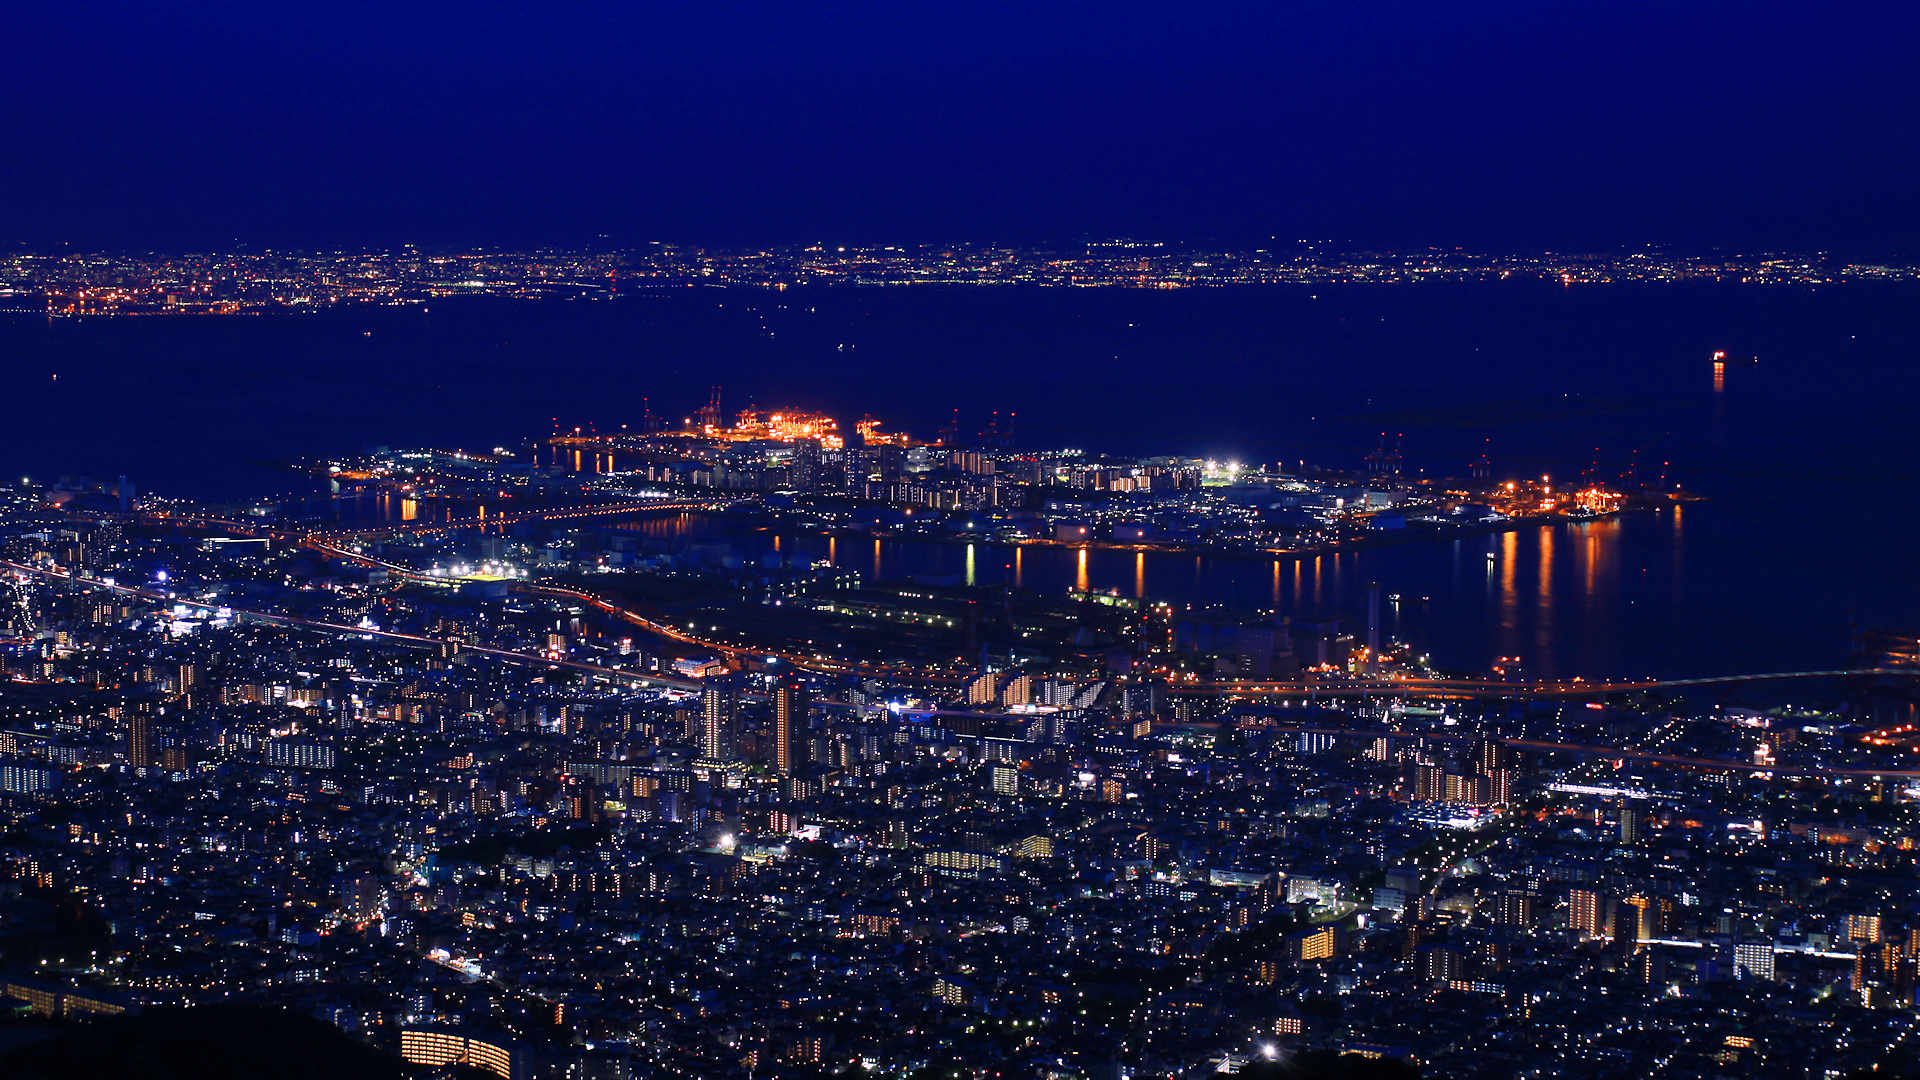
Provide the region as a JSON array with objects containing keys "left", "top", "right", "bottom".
[{"left": 776, "top": 496, "right": 1702, "bottom": 569}]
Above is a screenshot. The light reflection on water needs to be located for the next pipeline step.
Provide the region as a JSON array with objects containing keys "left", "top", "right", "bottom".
[
  {"left": 736, "top": 507, "right": 1753, "bottom": 679},
  {"left": 307, "top": 491, "right": 1822, "bottom": 678}
]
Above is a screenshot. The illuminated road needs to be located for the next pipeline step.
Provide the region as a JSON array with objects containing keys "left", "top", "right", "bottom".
[
  {"left": 514, "top": 580, "right": 972, "bottom": 684},
  {"left": 306, "top": 496, "right": 746, "bottom": 541},
  {"left": 297, "top": 540, "right": 831, "bottom": 675},
  {"left": 105, "top": 504, "right": 951, "bottom": 684},
  {"left": 80, "top": 496, "right": 743, "bottom": 543},
  {"left": 11, "top": 559, "right": 1920, "bottom": 758}
]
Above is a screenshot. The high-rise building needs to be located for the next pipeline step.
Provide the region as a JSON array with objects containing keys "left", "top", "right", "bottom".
[
  {"left": 0, "top": 759, "right": 60, "bottom": 795},
  {"left": 1638, "top": 896, "right": 1674, "bottom": 940},
  {"left": 1569, "top": 888, "right": 1603, "bottom": 937},
  {"left": 1414, "top": 763, "right": 1447, "bottom": 803},
  {"left": 950, "top": 449, "right": 994, "bottom": 476},
  {"left": 1497, "top": 891, "right": 1534, "bottom": 927},
  {"left": 1620, "top": 895, "right": 1671, "bottom": 942},
  {"left": 773, "top": 679, "right": 809, "bottom": 776},
  {"left": 988, "top": 762, "right": 1020, "bottom": 797},
  {"left": 1000, "top": 674, "right": 1034, "bottom": 706},
  {"left": 789, "top": 438, "right": 822, "bottom": 491},
  {"left": 966, "top": 672, "right": 1002, "bottom": 706},
  {"left": 1294, "top": 926, "right": 1338, "bottom": 961},
  {"left": 1415, "top": 944, "right": 1462, "bottom": 983},
  {"left": 1296, "top": 731, "right": 1338, "bottom": 755},
  {"left": 399, "top": 1030, "right": 525, "bottom": 1080},
  {"left": 127, "top": 714, "right": 152, "bottom": 769},
  {"left": 1619, "top": 805, "right": 1644, "bottom": 845},
  {"left": 1483, "top": 767, "right": 1513, "bottom": 806},
  {"left": 699, "top": 683, "right": 739, "bottom": 765},
  {"left": 1607, "top": 900, "right": 1645, "bottom": 951},
  {"left": 1853, "top": 943, "right": 1898, "bottom": 1002},
  {"left": 1848, "top": 912, "right": 1885, "bottom": 944},
  {"left": 1733, "top": 940, "right": 1775, "bottom": 980},
  {"left": 843, "top": 446, "right": 872, "bottom": 491},
  {"left": 1473, "top": 738, "right": 1510, "bottom": 774}
]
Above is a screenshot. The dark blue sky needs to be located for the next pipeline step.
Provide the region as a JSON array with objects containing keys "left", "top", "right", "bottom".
[{"left": 11, "top": 1, "right": 1918, "bottom": 251}]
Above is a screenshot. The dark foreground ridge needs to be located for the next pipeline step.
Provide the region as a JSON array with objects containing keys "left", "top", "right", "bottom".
[{"left": 0, "top": 1004, "right": 410, "bottom": 1080}]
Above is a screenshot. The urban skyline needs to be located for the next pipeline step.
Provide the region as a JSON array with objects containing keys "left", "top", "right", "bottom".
[
  {"left": 4, "top": 378, "right": 1920, "bottom": 1077},
  {"left": 8, "top": 1, "right": 1920, "bottom": 1077},
  {"left": 5, "top": 241, "right": 1919, "bottom": 317}
]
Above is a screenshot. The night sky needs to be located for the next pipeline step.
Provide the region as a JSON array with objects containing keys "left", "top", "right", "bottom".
[{"left": 11, "top": 0, "right": 1919, "bottom": 252}]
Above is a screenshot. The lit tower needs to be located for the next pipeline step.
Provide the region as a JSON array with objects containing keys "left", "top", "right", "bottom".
[
  {"left": 840, "top": 416, "right": 869, "bottom": 492},
  {"left": 127, "top": 714, "right": 152, "bottom": 769},
  {"left": 773, "top": 678, "right": 810, "bottom": 776},
  {"left": 790, "top": 438, "right": 822, "bottom": 491},
  {"left": 699, "top": 682, "right": 739, "bottom": 765}
]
